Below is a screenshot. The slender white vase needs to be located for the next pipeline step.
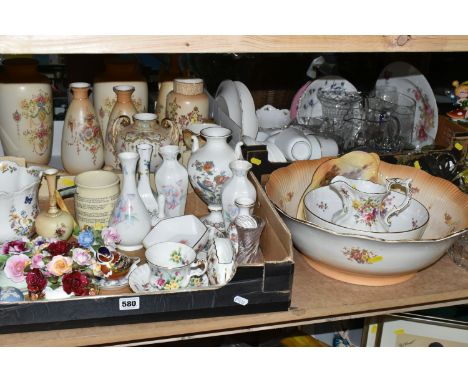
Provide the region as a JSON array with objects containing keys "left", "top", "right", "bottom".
[
  {"left": 155, "top": 145, "right": 188, "bottom": 217},
  {"left": 221, "top": 160, "right": 257, "bottom": 228},
  {"left": 136, "top": 143, "right": 158, "bottom": 216},
  {"left": 109, "top": 151, "right": 151, "bottom": 251}
]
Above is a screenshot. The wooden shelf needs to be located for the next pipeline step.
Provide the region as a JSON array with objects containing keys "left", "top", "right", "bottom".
[
  {"left": 1, "top": 35, "right": 468, "bottom": 54},
  {"left": 1, "top": 251, "right": 467, "bottom": 346}
]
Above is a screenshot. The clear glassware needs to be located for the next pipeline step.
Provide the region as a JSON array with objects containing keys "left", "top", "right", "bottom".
[
  {"left": 235, "top": 216, "right": 265, "bottom": 264},
  {"left": 448, "top": 233, "right": 468, "bottom": 270}
]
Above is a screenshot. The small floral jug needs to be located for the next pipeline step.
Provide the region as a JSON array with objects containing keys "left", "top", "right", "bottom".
[{"left": 329, "top": 175, "right": 412, "bottom": 232}]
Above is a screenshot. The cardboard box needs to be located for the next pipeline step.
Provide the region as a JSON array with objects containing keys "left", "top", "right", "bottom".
[{"left": 0, "top": 173, "right": 293, "bottom": 332}]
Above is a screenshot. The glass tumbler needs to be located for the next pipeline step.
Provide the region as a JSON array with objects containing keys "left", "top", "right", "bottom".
[
  {"left": 235, "top": 216, "right": 265, "bottom": 264},
  {"left": 448, "top": 233, "right": 468, "bottom": 271}
]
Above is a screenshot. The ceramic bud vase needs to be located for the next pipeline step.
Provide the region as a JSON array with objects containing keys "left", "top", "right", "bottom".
[
  {"left": 155, "top": 81, "right": 174, "bottom": 124},
  {"left": 61, "top": 82, "right": 104, "bottom": 175},
  {"left": 200, "top": 204, "right": 225, "bottom": 233},
  {"left": 0, "top": 58, "right": 53, "bottom": 165},
  {"left": 93, "top": 60, "right": 148, "bottom": 140},
  {"left": 115, "top": 113, "right": 179, "bottom": 172},
  {"left": 105, "top": 85, "right": 138, "bottom": 169},
  {"left": 155, "top": 145, "right": 188, "bottom": 217},
  {"left": 187, "top": 126, "right": 240, "bottom": 207},
  {"left": 165, "top": 78, "right": 209, "bottom": 143},
  {"left": 221, "top": 159, "right": 257, "bottom": 228},
  {"left": 35, "top": 169, "right": 74, "bottom": 240},
  {"left": 136, "top": 143, "right": 158, "bottom": 216},
  {"left": 109, "top": 152, "right": 152, "bottom": 251}
]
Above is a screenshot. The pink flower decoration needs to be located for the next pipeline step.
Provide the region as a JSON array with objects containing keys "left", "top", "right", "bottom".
[
  {"left": 4, "top": 254, "right": 30, "bottom": 283},
  {"left": 72, "top": 248, "right": 93, "bottom": 266},
  {"left": 31, "top": 254, "right": 44, "bottom": 269},
  {"left": 101, "top": 227, "right": 121, "bottom": 247},
  {"left": 46, "top": 255, "right": 73, "bottom": 277},
  {"left": 156, "top": 278, "right": 166, "bottom": 287}
]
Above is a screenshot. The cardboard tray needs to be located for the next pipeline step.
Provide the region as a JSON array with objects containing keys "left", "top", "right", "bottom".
[{"left": 0, "top": 173, "right": 294, "bottom": 333}]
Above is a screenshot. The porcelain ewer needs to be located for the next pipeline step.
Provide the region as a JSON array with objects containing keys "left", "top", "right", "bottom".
[{"left": 329, "top": 175, "right": 412, "bottom": 232}]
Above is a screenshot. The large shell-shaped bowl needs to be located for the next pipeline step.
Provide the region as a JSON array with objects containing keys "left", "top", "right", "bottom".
[{"left": 265, "top": 159, "right": 468, "bottom": 286}]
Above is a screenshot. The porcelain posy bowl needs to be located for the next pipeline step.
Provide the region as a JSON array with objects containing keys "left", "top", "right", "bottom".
[
  {"left": 304, "top": 186, "right": 430, "bottom": 240},
  {"left": 265, "top": 158, "right": 468, "bottom": 286},
  {"left": 142, "top": 214, "right": 209, "bottom": 253},
  {"left": 256, "top": 104, "right": 291, "bottom": 129},
  {"left": 0, "top": 161, "right": 43, "bottom": 243}
]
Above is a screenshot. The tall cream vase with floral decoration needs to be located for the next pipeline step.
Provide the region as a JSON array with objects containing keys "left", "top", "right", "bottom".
[
  {"left": 0, "top": 58, "right": 53, "bottom": 165},
  {"left": 164, "top": 78, "right": 209, "bottom": 144},
  {"left": 61, "top": 82, "right": 104, "bottom": 175}
]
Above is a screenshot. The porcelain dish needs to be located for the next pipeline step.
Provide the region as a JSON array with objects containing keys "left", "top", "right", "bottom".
[
  {"left": 304, "top": 186, "right": 429, "bottom": 240},
  {"left": 376, "top": 61, "right": 438, "bottom": 148},
  {"left": 256, "top": 104, "right": 291, "bottom": 129},
  {"left": 296, "top": 76, "right": 357, "bottom": 124},
  {"left": 265, "top": 159, "right": 468, "bottom": 286},
  {"left": 234, "top": 81, "right": 258, "bottom": 139},
  {"left": 215, "top": 80, "right": 242, "bottom": 126},
  {"left": 142, "top": 214, "right": 209, "bottom": 253}
]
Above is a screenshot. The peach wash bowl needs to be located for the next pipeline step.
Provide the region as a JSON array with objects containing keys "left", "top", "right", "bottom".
[{"left": 265, "top": 159, "right": 468, "bottom": 286}]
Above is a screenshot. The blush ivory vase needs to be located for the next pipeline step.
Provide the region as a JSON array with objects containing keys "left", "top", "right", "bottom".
[
  {"left": 61, "top": 82, "right": 104, "bottom": 175},
  {"left": 0, "top": 58, "right": 53, "bottom": 164},
  {"left": 105, "top": 85, "right": 138, "bottom": 169},
  {"left": 35, "top": 168, "right": 74, "bottom": 240},
  {"left": 109, "top": 152, "right": 152, "bottom": 251},
  {"left": 155, "top": 145, "right": 188, "bottom": 217},
  {"left": 164, "top": 78, "right": 209, "bottom": 144},
  {"left": 115, "top": 112, "right": 179, "bottom": 172},
  {"left": 155, "top": 80, "right": 174, "bottom": 124},
  {"left": 221, "top": 160, "right": 257, "bottom": 229},
  {"left": 93, "top": 60, "right": 148, "bottom": 141},
  {"left": 187, "top": 126, "right": 240, "bottom": 207}
]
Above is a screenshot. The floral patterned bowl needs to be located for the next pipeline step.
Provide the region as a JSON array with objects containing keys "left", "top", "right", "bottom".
[
  {"left": 265, "top": 159, "right": 468, "bottom": 286},
  {"left": 0, "top": 161, "right": 42, "bottom": 243},
  {"left": 304, "top": 186, "right": 429, "bottom": 240}
]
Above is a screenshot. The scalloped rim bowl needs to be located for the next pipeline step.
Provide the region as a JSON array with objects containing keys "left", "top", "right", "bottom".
[{"left": 265, "top": 159, "right": 468, "bottom": 286}]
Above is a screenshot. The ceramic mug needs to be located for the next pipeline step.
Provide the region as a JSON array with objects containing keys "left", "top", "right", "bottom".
[
  {"left": 207, "top": 238, "right": 236, "bottom": 286},
  {"left": 145, "top": 242, "right": 207, "bottom": 290},
  {"left": 71, "top": 170, "right": 120, "bottom": 230},
  {"left": 273, "top": 127, "right": 312, "bottom": 161}
]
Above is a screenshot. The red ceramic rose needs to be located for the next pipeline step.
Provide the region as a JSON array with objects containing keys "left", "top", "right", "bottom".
[
  {"left": 26, "top": 268, "right": 47, "bottom": 294},
  {"left": 62, "top": 271, "right": 90, "bottom": 296},
  {"left": 46, "top": 241, "right": 72, "bottom": 257}
]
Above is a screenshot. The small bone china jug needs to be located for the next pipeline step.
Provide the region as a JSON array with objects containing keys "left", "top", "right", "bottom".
[{"left": 329, "top": 175, "right": 412, "bottom": 232}]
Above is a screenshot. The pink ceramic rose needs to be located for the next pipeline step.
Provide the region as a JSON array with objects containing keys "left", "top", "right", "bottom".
[
  {"left": 72, "top": 248, "right": 93, "bottom": 266},
  {"left": 46, "top": 255, "right": 73, "bottom": 277},
  {"left": 4, "top": 254, "right": 30, "bottom": 283},
  {"left": 31, "top": 254, "right": 45, "bottom": 269},
  {"left": 101, "top": 227, "right": 121, "bottom": 248}
]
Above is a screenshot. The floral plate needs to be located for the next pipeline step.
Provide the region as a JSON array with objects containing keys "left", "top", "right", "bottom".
[
  {"left": 128, "top": 263, "right": 209, "bottom": 293},
  {"left": 296, "top": 76, "right": 357, "bottom": 124},
  {"left": 376, "top": 61, "right": 438, "bottom": 149}
]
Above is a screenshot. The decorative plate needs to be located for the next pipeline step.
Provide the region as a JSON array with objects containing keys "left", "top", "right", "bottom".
[
  {"left": 376, "top": 61, "right": 438, "bottom": 149},
  {"left": 296, "top": 76, "right": 357, "bottom": 124},
  {"left": 215, "top": 80, "right": 242, "bottom": 126},
  {"left": 234, "top": 81, "right": 259, "bottom": 139},
  {"left": 290, "top": 81, "right": 312, "bottom": 120}
]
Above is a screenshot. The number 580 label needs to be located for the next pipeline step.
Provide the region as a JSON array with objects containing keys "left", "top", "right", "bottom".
[{"left": 119, "top": 297, "right": 140, "bottom": 311}]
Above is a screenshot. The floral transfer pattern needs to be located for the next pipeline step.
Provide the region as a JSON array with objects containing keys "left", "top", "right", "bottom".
[
  {"left": 9, "top": 205, "right": 38, "bottom": 237},
  {"left": 0, "top": 162, "right": 18, "bottom": 174},
  {"left": 64, "top": 112, "right": 103, "bottom": 166},
  {"left": 99, "top": 96, "right": 144, "bottom": 121},
  {"left": 161, "top": 179, "right": 186, "bottom": 213},
  {"left": 408, "top": 86, "right": 435, "bottom": 143},
  {"left": 12, "top": 90, "right": 52, "bottom": 157},
  {"left": 190, "top": 160, "right": 230, "bottom": 205},
  {"left": 110, "top": 195, "right": 138, "bottom": 225},
  {"left": 342, "top": 247, "right": 382, "bottom": 264}
]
